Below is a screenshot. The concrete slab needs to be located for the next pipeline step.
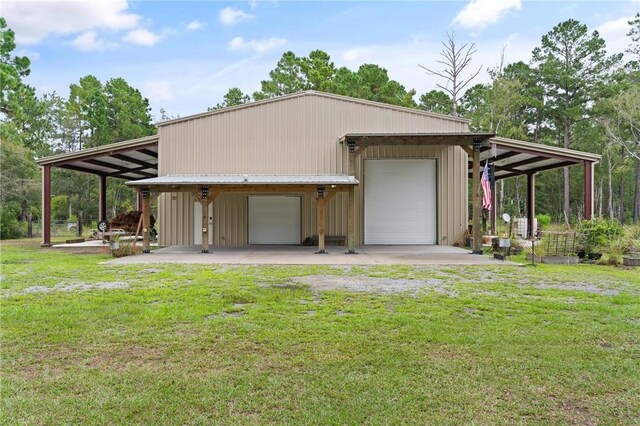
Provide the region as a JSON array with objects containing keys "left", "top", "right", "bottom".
[{"left": 103, "top": 245, "right": 519, "bottom": 266}]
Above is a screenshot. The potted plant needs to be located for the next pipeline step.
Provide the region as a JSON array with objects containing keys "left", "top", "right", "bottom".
[
  {"left": 576, "top": 218, "right": 623, "bottom": 261},
  {"left": 110, "top": 234, "right": 120, "bottom": 250}
]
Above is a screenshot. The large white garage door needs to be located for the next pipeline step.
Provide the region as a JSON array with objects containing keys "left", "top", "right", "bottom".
[
  {"left": 248, "top": 196, "right": 301, "bottom": 244},
  {"left": 364, "top": 159, "right": 437, "bottom": 244}
]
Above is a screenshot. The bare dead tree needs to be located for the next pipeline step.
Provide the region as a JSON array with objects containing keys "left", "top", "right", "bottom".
[{"left": 419, "top": 30, "right": 482, "bottom": 116}]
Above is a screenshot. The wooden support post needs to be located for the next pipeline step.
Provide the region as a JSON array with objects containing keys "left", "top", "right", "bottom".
[
  {"left": 349, "top": 151, "right": 356, "bottom": 177},
  {"left": 316, "top": 196, "right": 326, "bottom": 253},
  {"left": 98, "top": 175, "right": 107, "bottom": 221},
  {"left": 136, "top": 191, "right": 143, "bottom": 211},
  {"left": 200, "top": 198, "right": 209, "bottom": 253},
  {"left": 42, "top": 164, "right": 51, "bottom": 247},
  {"left": 584, "top": 161, "right": 593, "bottom": 220},
  {"left": 142, "top": 190, "right": 151, "bottom": 253},
  {"left": 345, "top": 139, "right": 358, "bottom": 254},
  {"left": 527, "top": 172, "right": 536, "bottom": 239},
  {"left": 347, "top": 185, "right": 356, "bottom": 253},
  {"left": 133, "top": 215, "right": 143, "bottom": 247},
  {"left": 472, "top": 142, "right": 482, "bottom": 254}
]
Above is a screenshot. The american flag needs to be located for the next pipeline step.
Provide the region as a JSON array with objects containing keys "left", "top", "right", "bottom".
[{"left": 481, "top": 162, "right": 492, "bottom": 211}]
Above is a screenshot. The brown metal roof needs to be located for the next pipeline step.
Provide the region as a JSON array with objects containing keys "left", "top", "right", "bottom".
[
  {"left": 36, "top": 135, "right": 159, "bottom": 181},
  {"left": 469, "top": 137, "right": 601, "bottom": 180},
  {"left": 336, "top": 131, "right": 600, "bottom": 179},
  {"left": 155, "top": 91, "right": 471, "bottom": 127}
]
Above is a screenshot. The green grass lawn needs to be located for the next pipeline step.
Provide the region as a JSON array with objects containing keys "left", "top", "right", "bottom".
[{"left": 1, "top": 240, "right": 639, "bottom": 424}]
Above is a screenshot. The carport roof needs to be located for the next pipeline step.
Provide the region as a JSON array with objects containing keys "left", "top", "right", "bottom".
[
  {"left": 339, "top": 132, "right": 601, "bottom": 180},
  {"left": 475, "top": 137, "right": 601, "bottom": 180},
  {"left": 36, "top": 135, "right": 159, "bottom": 181}
]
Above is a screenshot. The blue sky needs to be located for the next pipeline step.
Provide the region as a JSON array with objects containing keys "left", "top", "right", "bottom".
[{"left": 5, "top": 0, "right": 639, "bottom": 119}]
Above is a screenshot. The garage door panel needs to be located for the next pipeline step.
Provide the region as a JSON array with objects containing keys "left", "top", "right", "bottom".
[
  {"left": 248, "top": 196, "right": 301, "bottom": 244},
  {"left": 364, "top": 159, "right": 437, "bottom": 245}
]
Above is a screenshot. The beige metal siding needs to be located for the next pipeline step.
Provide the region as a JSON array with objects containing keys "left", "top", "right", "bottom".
[{"left": 158, "top": 94, "right": 468, "bottom": 246}]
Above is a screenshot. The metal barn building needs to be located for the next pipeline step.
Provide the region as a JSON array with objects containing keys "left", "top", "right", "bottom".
[{"left": 37, "top": 91, "right": 601, "bottom": 254}]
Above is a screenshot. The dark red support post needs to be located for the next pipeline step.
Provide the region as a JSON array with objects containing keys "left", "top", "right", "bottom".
[
  {"left": 527, "top": 172, "right": 536, "bottom": 239},
  {"left": 42, "top": 165, "right": 51, "bottom": 246},
  {"left": 584, "top": 161, "right": 593, "bottom": 220},
  {"left": 490, "top": 163, "right": 496, "bottom": 235},
  {"left": 99, "top": 175, "right": 107, "bottom": 221}
]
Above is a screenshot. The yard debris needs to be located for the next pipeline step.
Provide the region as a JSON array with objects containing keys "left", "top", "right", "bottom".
[{"left": 109, "top": 210, "right": 155, "bottom": 233}]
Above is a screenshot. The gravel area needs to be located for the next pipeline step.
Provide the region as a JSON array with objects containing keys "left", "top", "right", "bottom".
[
  {"left": 291, "top": 275, "right": 453, "bottom": 295},
  {"left": 21, "top": 281, "right": 129, "bottom": 294}
]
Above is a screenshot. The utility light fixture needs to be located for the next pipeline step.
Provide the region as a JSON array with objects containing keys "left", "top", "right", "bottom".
[{"left": 346, "top": 138, "right": 357, "bottom": 153}]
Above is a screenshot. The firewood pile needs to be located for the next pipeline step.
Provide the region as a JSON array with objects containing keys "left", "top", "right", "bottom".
[{"left": 109, "top": 211, "right": 155, "bottom": 233}]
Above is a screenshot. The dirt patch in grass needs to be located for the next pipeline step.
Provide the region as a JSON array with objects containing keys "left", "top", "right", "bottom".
[
  {"left": 21, "top": 281, "right": 129, "bottom": 294},
  {"left": 534, "top": 282, "right": 620, "bottom": 295},
  {"left": 291, "top": 275, "right": 453, "bottom": 295}
]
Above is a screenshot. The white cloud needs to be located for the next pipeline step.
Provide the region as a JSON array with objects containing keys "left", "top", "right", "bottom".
[
  {"left": 71, "top": 31, "right": 105, "bottom": 51},
  {"left": 219, "top": 7, "right": 254, "bottom": 26},
  {"left": 342, "top": 47, "right": 374, "bottom": 63},
  {"left": 453, "top": 0, "right": 522, "bottom": 30},
  {"left": 3, "top": 0, "right": 140, "bottom": 44},
  {"left": 249, "top": 0, "right": 259, "bottom": 10},
  {"left": 228, "top": 36, "right": 287, "bottom": 55},
  {"left": 186, "top": 20, "right": 205, "bottom": 31},
  {"left": 597, "top": 15, "right": 635, "bottom": 56},
  {"left": 15, "top": 49, "right": 40, "bottom": 61},
  {"left": 123, "top": 28, "right": 162, "bottom": 47},
  {"left": 145, "top": 79, "right": 174, "bottom": 103}
]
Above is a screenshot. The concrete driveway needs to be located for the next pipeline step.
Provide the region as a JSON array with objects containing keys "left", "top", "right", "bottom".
[{"left": 104, "top": 245, "right": 519, "bottom": 266}]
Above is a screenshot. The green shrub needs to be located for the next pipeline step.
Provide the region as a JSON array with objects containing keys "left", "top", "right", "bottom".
[
  {"left": 535, "top": 213, "right": 552, "bottom": 229},
  {"left": 110, "top": 239, "right": 142, "bottom": 258},
  {"left": 51, "top": 195, "right": 69, "bottom": 221},
  {"left": 576, "top": 218, "right": 623, "bottom": 254},
  {"left": 0, "top": 203, "right": 23, "bottom": 239},
  {"left": 621, "top": 224, "right": 640, "bottom": 253},
  {"left": 599, "top": 238, "right": 627, "bottom": 266}
]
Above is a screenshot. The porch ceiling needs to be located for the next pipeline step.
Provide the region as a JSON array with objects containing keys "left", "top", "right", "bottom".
[
  {"left": 468, "top": 137, "right": 601, "bottom": 180},
  {"left": 36, "top": 135, "right": 159, "bottom": 181}
]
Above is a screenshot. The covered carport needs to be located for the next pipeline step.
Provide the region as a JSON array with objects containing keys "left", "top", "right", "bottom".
[
  {"left": 36, "top": 135, "right": 159, "bottom": 246},
  {"left": 471, "top": 137, "right": 601, "bottom": 239},
  {"left": 125, "top": 174, "right": 359, "bottom": 254},
  {"left": 340, "top": 133, "right": 600, "bottom": 254}
]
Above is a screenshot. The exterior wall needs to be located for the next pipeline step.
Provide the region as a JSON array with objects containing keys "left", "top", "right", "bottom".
[{"left": 157, "top": 93, "right": 469, "bottom": 246}]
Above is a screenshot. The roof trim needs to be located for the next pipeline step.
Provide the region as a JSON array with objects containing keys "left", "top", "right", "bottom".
[
  {"left": 155, "top": 91, "right": 471, "bottom": 127},
  {"left": 126, "top": 174, "right": 359, "bottom": 186},
  {"left": 490, "top": 137, "right": 601, "bottom": 162},
  {"left": 36, "top": 135, "right": 159, "bottom": 166},
  {"left": 340, "top": 132, "right": 495, "bottom": 146}
]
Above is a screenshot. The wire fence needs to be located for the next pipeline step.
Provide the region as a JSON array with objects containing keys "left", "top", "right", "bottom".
[{"left": 537, "top": 231, "right": 583, "bottom": 256}]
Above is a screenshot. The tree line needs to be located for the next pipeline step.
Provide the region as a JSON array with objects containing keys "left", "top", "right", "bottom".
[
  {"left": 1, "top": 15, "right": 639, "bottom": 238},
  {"left": 211, "top": 16, "right": 640, "bottom": 224}
]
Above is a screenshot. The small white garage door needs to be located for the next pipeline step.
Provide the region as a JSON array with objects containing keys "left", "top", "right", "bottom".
[
  {"left": 364, "top": 159, "right": 437, "bottom": 244},
  {"left": 248, "top": 196, "right": 301, "bottom": 244}
]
